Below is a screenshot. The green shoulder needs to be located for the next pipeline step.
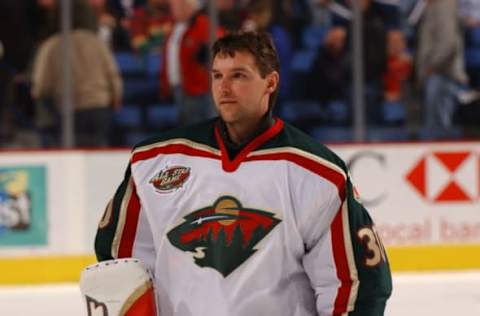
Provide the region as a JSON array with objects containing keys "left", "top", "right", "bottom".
[
  {"left": 132, "top": 118, "right": 219, "bottom": 151},
  {"left": 266, "top": 121, "right": 348, "bottom": 172}
]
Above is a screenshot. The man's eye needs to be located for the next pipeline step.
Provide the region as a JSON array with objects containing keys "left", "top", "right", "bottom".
[
  {"left": 233, "top": 73, "right": 246, "bottom": 79},
  {"left": 212, "top": 73, "right": 222, "bottom": 80}
]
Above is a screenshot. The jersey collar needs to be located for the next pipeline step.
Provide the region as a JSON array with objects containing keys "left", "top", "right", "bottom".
[{"left": 214, "top": 117, "right": 284, "bottom": 172}]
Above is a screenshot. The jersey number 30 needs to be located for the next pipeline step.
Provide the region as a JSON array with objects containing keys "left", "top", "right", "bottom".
[{"left": 357, "top": 226, "right": 387, "bottom": 267}]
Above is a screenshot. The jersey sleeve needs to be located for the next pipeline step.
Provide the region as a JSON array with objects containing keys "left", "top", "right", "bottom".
[
  {"left": 302, "top": 170, "right": 392, "bottom": 316},
  {"left": 94, "top": 162, "right": 156, "bottom": 273}
]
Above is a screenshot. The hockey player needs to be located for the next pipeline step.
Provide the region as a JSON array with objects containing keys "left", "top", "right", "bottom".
[{"left": 88, "top": 31, "right": 392, "bottom": 315}]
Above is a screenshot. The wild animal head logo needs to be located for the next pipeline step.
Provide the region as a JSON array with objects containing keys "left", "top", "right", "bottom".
[{"left": 167, "top": 196, "right": 281, "bottom": 277}]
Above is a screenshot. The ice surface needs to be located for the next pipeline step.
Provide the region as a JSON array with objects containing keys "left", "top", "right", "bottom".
[{"left": 0, "top": 271, "right": 479, "bottom": 315}]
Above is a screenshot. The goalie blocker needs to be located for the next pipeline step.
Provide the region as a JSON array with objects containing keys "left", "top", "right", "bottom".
[{"left": 79, "top": 258, "right": 158, "bottom": 316}]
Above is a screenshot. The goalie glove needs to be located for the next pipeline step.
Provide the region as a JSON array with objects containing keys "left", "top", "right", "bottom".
[{"left": 79, "top": 258, "right": 158, "bottom": 316}]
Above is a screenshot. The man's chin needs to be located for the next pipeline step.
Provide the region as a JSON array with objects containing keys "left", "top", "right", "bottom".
[{"left": 218, "top": 112, "right": 238, "bottom": 124}]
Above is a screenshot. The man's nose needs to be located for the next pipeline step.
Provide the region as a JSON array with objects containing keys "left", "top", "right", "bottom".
[{"left": 220, "top": 79, "right": 231, "bottom": 95}]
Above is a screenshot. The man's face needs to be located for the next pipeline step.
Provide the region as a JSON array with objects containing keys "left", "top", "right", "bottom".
[
  {"left": 149, "top": 0, "right": 168, "bottom": 10},
  {"left": 347, "top": 0, "right": 370, "bottom": 10},
  {"left": 325, "top": 27, "right": 346, "bottom": 54},
  {"left": 169, "top": 0, "right": 193, "bottom": 21},
  {"left": 211, "top": 51, "right": 277, "bottom": 126},
  {"left": 37, "top": 0, "right": 55, "bottom": 9},
  {"left": 216, "top": 0, "right": 234, "bottom": 10}
]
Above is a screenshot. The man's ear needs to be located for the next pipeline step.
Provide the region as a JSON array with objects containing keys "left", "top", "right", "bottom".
[{"left": 266, "top": 71, "right": 280, "bottom": 93}]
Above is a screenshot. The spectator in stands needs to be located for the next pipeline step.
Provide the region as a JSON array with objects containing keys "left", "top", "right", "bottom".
[
  {"left": 160, "top": 0, "right": 224, "bottom": 126},
  {"left": 0, "top": 41, "right": 13, "bottom": 144},
  {"left": 0, "top": 0, "right": 41, "bottom": 145},
  {"left": 106, "top": 0, "right": 140, "bottom": 18},
  {"left": 31, "top": 0, "right": 123, "bottom": 147},
  {"left": 330, "top": 0, "right": 401, "bottom": 30},
  {"left": 89, "top": 0, "right": 131, "bottom": 50},
  {"left": 340, "top": 0, "right": 388, "bottom": 125},
  {"left": 459, "top": 0, "right": 480, "bottom": 28},
  {"left": 35, "top": 0, "right": 58, "bottom": 43},
  {"left": 383, "top": 30, "right": 412, "bottom": 125},
  {"left": 290, "top": 0, "right": 313, "bottom": 49},
  {"left": 459, "top": 0, "right": 480, "bottom": 136},
  {"left": 307, "top": 0, "right": 332, "bottom": 27},
  {"left": 307, "top": 26, "right": 350, "bottom": 125},
  {"left": 459, "top": 0, "right": 480, "bottom": 88},
  {"left": 217, "top": 0, "right": 245, "bottom": 31},
  {"left": 416, "top": 0, "right": 467, "bottom": 139},
  {"left": 242, "top": 0, "right": 293, "bottom": 103},
  {"left": 129, "top": 0, "right": 173, "bottom": 55}
]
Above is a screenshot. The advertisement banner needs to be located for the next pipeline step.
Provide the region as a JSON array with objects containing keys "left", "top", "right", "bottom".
[
  {"left": 0, "top": 145, "right": 479, "bottom": 280},
  {"left": 0, "top": 166, "right": 47, "bottom": 246},
  {"left": 333, "top": 143, "right": 480, "bottom": 247}
]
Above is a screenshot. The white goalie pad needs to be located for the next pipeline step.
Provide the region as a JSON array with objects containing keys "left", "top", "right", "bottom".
[{"left": 79, "top": 258, "right": 158, "bottom": 316}]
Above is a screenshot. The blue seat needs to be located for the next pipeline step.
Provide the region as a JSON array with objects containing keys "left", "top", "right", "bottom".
[
  {"left": 302, "top": 26, "right": 328, "bottom": 50},
  {"left": 279, "top": 101, "right": 324, "bottom": 122},
  {"left": 311, "top": 126, "right": 353, "bottom": 143},
  {"left": 113, "top": 104, "right": 142, "bottom": 128},
  {"left": 466, "top": 27, "right": 480, "bottom": 48},
  {"left": 325, "top": 100, "right": 349, "bottom": 124},
  {"left": 465, "top": 48, "right": 480, "bottom": 68},
  {"left": 145, "top": 52, "right": 162, "bottom": 78},
  {"left": 123, "top": 78, "right": 159, "bottom": 104},
  {"left": 291, "top": 50, "right": 317, "bottom": 72},
  {"left": 367, "top": 127, "right": 408, "bottom": 142},
  {"left": 115, "top": 52, "right": 145, "bottom": 77},
  {"left": 417, "top": 127, "right": 462, "bottom": 140},
  {"left": 382, "top": 100, "right": 406, "bottom": 124},
  {"left": 146, "top": 104, "right": 178, "bottom": 129}
]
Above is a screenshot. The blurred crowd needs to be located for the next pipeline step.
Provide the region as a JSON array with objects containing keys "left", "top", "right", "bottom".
[{"left": 0, "top": 0, "right": 479, "bottom": 148}]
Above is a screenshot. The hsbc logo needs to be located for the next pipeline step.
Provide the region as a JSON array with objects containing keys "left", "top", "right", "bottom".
[{"left": 406, "top": 151, "right": 479, "bottom": 202}]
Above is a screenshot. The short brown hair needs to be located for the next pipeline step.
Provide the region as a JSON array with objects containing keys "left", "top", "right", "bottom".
[{"left": 212, "top": 31, "right": 280, "bottom": 111}]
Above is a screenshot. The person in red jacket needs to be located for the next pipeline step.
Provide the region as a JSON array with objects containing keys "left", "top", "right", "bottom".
[
  {"left": 161, "top": 0, "right": 224, "bottom": 125},
  {"left": 129, "top": 0, "right": 173, "bottom": 55}
]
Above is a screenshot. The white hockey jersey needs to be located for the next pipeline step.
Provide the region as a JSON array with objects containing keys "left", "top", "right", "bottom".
[{"left": 95, "top": 118, "right": 392, "bottom": 316}]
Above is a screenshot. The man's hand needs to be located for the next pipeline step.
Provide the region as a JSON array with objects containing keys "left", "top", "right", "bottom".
[{"left": 112, "top": 98, "right": 122, "bottom": 112}]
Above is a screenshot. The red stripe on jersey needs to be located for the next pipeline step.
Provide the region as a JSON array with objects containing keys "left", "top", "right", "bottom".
[
  {"left": 118, "top": 180, "right": 141, "bottom": 258},
  {"left": 245, "top": 152, "right": 346, "bottom": 197},
  {"left": 124, "top": 285, "right": 157, "bottom": 316},
  {"left": 331, "top": 205, "right": 353, "bottom": 315},
  {"left": 132, "top": 144, "right": 219, "bottom": 164},
  {"left": 245, "top": 152, "right": 351, "bottom": 313},
  {"left": 215, "top": 118, "right": 284, "bottom": 172}
]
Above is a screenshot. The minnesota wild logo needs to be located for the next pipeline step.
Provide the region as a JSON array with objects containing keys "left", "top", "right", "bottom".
[{"left": 167, "top": 196, "right": 281, "bottom": 277}]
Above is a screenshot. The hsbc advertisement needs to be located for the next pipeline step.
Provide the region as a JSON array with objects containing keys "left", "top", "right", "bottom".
[{"left": 331, "top": 142, "right": 480, "bottom": 247}]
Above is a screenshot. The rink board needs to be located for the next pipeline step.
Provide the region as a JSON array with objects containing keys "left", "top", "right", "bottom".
[
  {"left": 2, "top": 244, "right": 480, "bottom": 284},
  {"left": 0, "top": 141, "right": 479, "bottom": 283}
]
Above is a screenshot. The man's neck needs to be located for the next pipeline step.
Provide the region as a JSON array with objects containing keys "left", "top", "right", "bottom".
[{"left": 223, "top": 115, "right": 274, "bottom": 147}]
